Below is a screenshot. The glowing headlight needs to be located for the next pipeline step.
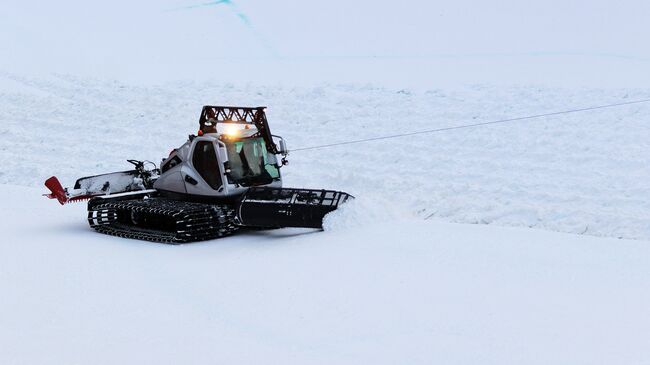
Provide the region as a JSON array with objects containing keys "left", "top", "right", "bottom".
[{"left": 222, "top": 124, "right": 240, "bottom": 137}]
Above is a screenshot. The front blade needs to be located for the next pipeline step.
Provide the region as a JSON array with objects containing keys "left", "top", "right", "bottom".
[{"left": 237, "top": 187, "right": 353, "bottom": 229}]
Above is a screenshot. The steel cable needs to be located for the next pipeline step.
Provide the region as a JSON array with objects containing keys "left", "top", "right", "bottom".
[{"left": 290, "top": 98, "right": 650, "bottom": 152}]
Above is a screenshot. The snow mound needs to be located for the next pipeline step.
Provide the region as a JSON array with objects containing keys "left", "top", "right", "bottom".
[{"left": 323, "top": 195, "right": 414, "bottom": 231}]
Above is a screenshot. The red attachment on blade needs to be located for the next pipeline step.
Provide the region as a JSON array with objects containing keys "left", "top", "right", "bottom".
[{"left": 44, "top": 176, "right": 69, "bottom": 205}]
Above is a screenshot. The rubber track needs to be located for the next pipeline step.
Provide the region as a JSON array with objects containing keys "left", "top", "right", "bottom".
[{"left": 88, "top": 198, "right": 238, "bottom": 244}]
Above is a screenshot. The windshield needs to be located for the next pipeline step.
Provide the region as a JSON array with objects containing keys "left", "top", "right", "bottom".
[{"left": 225, "top": 137, "right": 280, "bottom": 186}]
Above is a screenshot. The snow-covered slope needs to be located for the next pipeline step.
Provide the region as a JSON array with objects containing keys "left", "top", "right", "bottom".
[
  {"left": 1, "top": 184, "right": 649, "bottom": 364},
  {"left": 2, "top": 77, "right": 649, "bottom": 364},
  {"left": 1, "top": 74, "right": 649, "bottom": 240}
]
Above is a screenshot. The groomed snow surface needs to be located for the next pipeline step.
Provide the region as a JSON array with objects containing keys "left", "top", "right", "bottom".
[{"left": 2, "top": 185, "right": 650, "bottom": 364}]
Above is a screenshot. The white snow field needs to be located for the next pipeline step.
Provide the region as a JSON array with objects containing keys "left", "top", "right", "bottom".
[
  {"left": 2, "top": 0, "right": 650, "bottom": 363},
  {"left": 2, "top": 0, "right": 650, "bottom": 88},
  {"left": 2, "top": 184, "right": 650, "bottom": 365}
]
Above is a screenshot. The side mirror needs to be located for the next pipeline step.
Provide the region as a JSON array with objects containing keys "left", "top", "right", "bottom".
[{"left": 278, "top": 138, "right": 288, "bottom": 155}]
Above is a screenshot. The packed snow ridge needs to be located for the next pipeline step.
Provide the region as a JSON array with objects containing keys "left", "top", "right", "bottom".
[{"left": 1, "top": 73, "right": 649, "bottom": 240}]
